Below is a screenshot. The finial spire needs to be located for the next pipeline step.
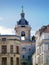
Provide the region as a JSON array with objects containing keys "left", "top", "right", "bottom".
[
  {"left": 21, "top": 5, "right": 25, "bottom": 19},
  {"left": 22, "top": 5, "right": 24, "bottom": 13},
  {"left": 22, "top": 5, "right": 23, "bottom": 12}
]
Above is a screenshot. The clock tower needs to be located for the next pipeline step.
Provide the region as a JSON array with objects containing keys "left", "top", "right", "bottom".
[
  {"left": 15, "top": 7, "right": 35, "bottom": 65},
  {"left": 15, "top": 7, "right": 31, "bottom": 40}
]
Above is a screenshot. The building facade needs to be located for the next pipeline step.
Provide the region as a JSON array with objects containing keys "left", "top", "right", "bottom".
[
  {"left": 0, "top": 9, "right": 35, "bottom": 65},
  {"left": 0, "top": 35, "right": 20, "bottom": 65},
  {"left": 33, "top": 25, "right": 49, "bottom": 65}
]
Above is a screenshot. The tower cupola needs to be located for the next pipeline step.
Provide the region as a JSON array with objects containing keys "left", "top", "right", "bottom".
[{"left": 17, "top": 6, "right": 29, "bottom": 26}]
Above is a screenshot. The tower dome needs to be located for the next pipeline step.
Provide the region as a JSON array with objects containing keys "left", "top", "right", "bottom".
[{"left": 17, "top": 6, "right": 29, "bottom": 26}]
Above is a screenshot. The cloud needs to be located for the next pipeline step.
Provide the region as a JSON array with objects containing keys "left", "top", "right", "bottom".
[
  {"left": 0, "top": 26, "right": 35, "bottom": 36},
  {"left": 31, "top": 30, "right": 35, "bottom": 36},
  {"left": 0, "top": 26, "right": 15, "bottom": 35},
  {"left": 0, "top": 17, "right": 3, "bottom": 21}
]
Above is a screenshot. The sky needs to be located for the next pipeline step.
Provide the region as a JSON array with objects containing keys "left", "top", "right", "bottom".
[{"left": 0, "top": 0, "right": 49, "bottom": 35}]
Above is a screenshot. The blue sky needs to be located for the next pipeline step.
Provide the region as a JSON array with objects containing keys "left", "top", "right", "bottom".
[{"left": 0, "top": 0, "right": 49, "bottom": 35}]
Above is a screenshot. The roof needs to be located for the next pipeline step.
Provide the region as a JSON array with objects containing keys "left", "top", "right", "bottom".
[
  {"left": 17, "top": 19, "right": 29, "bottom": 25},
  {"left": 0, "top": 35, "right": 19, "bottom": 37},
  {"left": 0, "top": 35, "right": 21, "bottom": 41},
  {"left": 36, "top": 24, "right": 49, "bottom": 35}
]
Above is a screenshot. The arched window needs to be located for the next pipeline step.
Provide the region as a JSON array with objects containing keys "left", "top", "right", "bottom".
[
  {"left": 21, "top": 31, "right": 25, "bottom": 36},
  {"left": 21, "top": 31, "right": 25, "bottom": 40}
]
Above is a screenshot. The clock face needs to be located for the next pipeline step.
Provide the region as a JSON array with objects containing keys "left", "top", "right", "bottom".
[{"left": 21, "top": 36, "right": 25, "bottom": 40}]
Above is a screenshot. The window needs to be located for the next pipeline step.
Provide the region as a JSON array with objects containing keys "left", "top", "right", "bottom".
[
  {"left": 29, "top": 48, "right": 31, "bottom": 51},
  {"left": 2, "top": 38, "right": 6, "bottom": 44},
  {"left": 10, "top": 57, "right": 13, "bottom": 65},
  {"left": 16, "top": 58, "right": 19, "bottom": 65},
  {"left": 28, "top": 56, "right": 31, "bottom": 60},
  {"left": 40, "top": 55, "right": 43, "bottom": 63},
  {"left": 21, "top": 31, "right": 25, "bottom": 36},
  {"left": 2, "top": 38, "right": 6, "bottom": 41},
  {"left": 2, "top": 45, "right": 7, "bottom": 54},
  {"left": 22, "top": 62, "right": 27, "bottom": 65},
  {"left": 10, "top": 45, "right": 13, "bottom": 53},
  {"left": 22, "top": 47, "right": 26, "bottom": 51},
  {"left": 38, "top": 56, "right": 40, "bottom": 64},
  {"left": 21, "top": 31, "right": 25, "bottom": 40},
  {"left": 46, "top": 56, "right": 49, "bottom": 64},
  {"left": 22, "top": 55, "right": 25, "bottom": 58},
  {"left": 41, "top": 45, "right": 43, "bottom": 53},
  {"left": 2, "top": 57, "right": 7, "bottom": 65},
  {"left": 16, "top": 46, "right": 19, "bottom": 54}
]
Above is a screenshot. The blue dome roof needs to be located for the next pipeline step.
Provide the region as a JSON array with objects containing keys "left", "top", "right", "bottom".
[
  {"left": 17, "top": 19, "right": 29, "bottom": 25},
  {"left": 17, "top": 9, "right": 29, "bottom": 26}
]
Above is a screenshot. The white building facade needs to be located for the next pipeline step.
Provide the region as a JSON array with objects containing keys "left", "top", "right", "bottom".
[{"left": 35, "top": 25, "right": 49, "bottom": 65}]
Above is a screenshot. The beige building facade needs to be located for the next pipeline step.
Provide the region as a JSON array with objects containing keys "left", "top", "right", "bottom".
[{"left": 0, "top": 35, "right": 20, "bottom": 65}]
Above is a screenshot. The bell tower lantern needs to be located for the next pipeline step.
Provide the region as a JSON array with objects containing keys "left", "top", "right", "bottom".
[{"left": 15, "top": 7, "right": 31, "bottom": 40}]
